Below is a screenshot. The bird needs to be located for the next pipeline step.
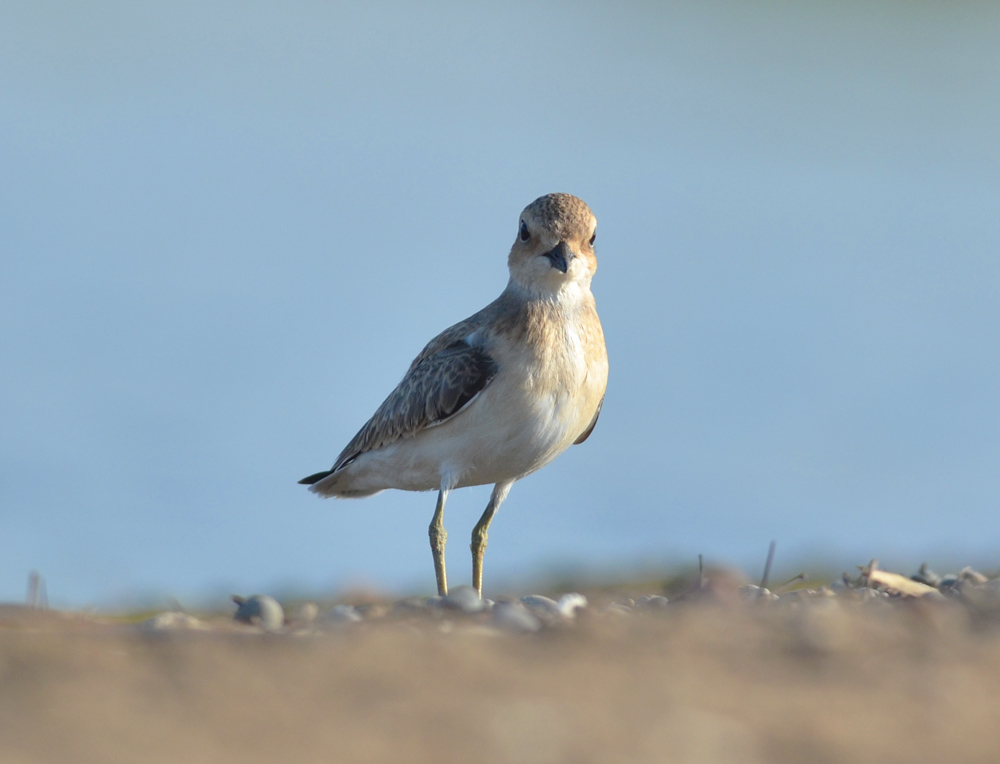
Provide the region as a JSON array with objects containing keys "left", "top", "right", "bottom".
[{"left": 300, "top": 193, "right": 608, "bottom": 597}]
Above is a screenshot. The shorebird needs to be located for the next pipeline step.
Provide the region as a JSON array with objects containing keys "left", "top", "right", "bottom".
[{"left": 300, "top": 193, "right": 608, "bottom": 597}]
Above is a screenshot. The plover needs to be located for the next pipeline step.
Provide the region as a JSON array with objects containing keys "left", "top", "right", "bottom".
[{"left": 300, "top": 193, "right": 608, "bottom": 596}]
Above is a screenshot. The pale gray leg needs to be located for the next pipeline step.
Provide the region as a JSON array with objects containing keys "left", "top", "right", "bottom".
[
  {"left": 471, "top": 481, "right": 514, "bottom": 596},
  {"left": 429, "top": 488, "right": 449, "bottom": 596}
]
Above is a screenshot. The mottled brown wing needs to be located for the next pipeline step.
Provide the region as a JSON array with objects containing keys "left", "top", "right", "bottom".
[
  {"left": 573, "top": 396, "right": 603, "bottom": 445},
  {"left": 329, "top": 339, "right": 498, "bottom": 473}
]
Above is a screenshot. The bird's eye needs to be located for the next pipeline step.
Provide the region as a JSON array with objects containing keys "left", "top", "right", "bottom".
[
  {"left": 519, "top": 220, "right": 530, "bottom": 241},
  {"left": 589, "top": 232, "right": 596, "bottom": 246}
]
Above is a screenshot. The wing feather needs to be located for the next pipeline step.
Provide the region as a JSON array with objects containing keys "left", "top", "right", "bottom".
[{"left": 327, "top": 338, "right": 498, "bottom": 473}]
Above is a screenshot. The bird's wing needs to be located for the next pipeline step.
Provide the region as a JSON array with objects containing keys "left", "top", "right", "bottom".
[
  {"left": 328, "top": 335, "right": 499, "bottom": 473},
  {"left": 573, "top": 396, "right": 603, "bottom": 445}
]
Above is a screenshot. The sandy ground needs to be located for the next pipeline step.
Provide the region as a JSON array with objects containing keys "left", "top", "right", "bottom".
[{"left": 2, "top": 585, "right": 1000, "bottom": 764}]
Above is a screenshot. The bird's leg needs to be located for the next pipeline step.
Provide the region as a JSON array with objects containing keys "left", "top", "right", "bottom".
[
  {"left": 429, "top": 488, "right": 449, "bottom": 596},
  {"left": 471, "top": 481, "right": 513, "bottom": 596}
]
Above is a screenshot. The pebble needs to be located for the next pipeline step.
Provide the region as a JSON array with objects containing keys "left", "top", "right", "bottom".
[
  {"left": 738, "top": 585, "right": 777, "bottom": 602},
  {"left": 952, "top": 577, "right": 1000, "bottom": 609},
  {"left": 635, "top": 595, "right": 670, "bottom": 609},
  {"left": 324, "top": 604, "right": 363, "bottom": 624},
  {"left": 520, "top": 595, "right": 563, "bottom": 619},
  {"left": 939, "top": 575, "right": 962, "bottom": 597},
  {"left": 911, "top": 564, "right": 941, "bottom": 588},
  {"left": 604, "top": 602, "right": 632, "bottom": 615},
  {"left": 294, "top": 602, "right": 319, "bottom": 624},
  {"left": 493, "top": 601, "right": 542, "bottom": 633},
  {"left": 140, "top": 612, "right": 207, "bottom": 632},
  {"left": 358, "top": 603, "right": 390, "bottom": 620},
  {"left": 557, "top": 593, "right": 588, "bottom": 617},
  {"left": 442, "top": 586, "right": 488, "bottom": 613},
  {"left": 960, "top": 567, "right": 989, "bottom": 585},
  {"left": 392, "top": 597, "right": 432, "bottom": 615},
  {"left": 857, "top": 588, "right": 891, "bottom": 603},
  {"left": 232, "top": 594, "right": 284, "bottom": 631}
]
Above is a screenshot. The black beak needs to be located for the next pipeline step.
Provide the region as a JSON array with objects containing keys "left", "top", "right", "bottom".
[{"left": 543, "top": 241, "right": 573, "bottom": 273}]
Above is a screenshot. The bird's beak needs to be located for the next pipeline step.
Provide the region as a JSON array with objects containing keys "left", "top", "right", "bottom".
[{"left": 544, "top": 241, "right": 574, "bottom": 273}]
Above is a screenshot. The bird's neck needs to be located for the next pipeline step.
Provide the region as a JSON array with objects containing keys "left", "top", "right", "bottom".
[{"left": 504, "top": 276, "right": 593, "bottom": 311}]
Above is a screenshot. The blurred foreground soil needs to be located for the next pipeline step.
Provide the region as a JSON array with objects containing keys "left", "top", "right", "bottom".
[{"left": 2, "top": 587, "right": 1000, "bottom": 764}]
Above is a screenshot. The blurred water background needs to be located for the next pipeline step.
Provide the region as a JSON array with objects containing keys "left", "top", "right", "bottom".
[{"left": 2, "top": 1, "right": 998, "bottom": 607}]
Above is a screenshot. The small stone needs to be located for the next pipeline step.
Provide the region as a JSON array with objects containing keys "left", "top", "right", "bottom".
[
  {"left": 442, "top": 585, "right": 487, "bottom": 613},
  {"left": 739, "top": 585, "right": 777, "bottom": 602},
  {"left": 557, "top": 593, "right": 588, "bottom": 618},
  {"left": 357, "top": 603, "right": 389, "bottom": 620},
  {"left": 604, "top": 602, "right": 632, "bottom": 615},
  {"left": 858, "top": 588, "right": 890, "bottom": 603},
  {"left": 635, "top": 594, "right": 670, "bottom": 609},
  {"left": 324, "top": 604, "right": 362, "bottom": 624},
  {"left": 294, "top": 602, "right": 319, "bottom": 624},
  {"left": 939, "top": 575, "right": 962, "bottom": 597},
  {"left": 960, "top": 567, "right": 989, "bottom": 585},
  {"left": 141, "top": 612, "right": 207, "bottom": 632},
  {"left": 954, "top": 578, "right": 1000, "bottom": 608},
  {"left": 492, "top": 601, "right": 542, "bottom": 633},
  {"left": 911, "top": 563, "right": 941, "bottom": 588},
  {"left": 520, "top": 595, "right": 563, "bottom": 619},
  {"left": 393, "top": 596, "right": 432, "bottom": 615},
  {"left": 232, "top": 594, "right": 284, "bottom": 631}
]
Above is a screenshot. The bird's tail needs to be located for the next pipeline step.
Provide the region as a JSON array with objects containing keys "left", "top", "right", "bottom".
[
  {"left": 298, "top": 468, "right": 381, "bottom": 498},
  {"left": 298, "top": 469, "right": 334, "bottom": 486}
]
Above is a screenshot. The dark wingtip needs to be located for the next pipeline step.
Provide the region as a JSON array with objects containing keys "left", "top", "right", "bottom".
[{"left": 298, "top": 470, "right": 333, "bottom": 485}]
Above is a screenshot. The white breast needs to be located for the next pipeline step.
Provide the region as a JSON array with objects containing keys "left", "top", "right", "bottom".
[{"left": 334, "top": 287, "right": 606, "bottom": 495}]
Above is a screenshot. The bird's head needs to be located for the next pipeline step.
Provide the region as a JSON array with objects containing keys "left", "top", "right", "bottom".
[{"left": 507, "top": 193, "right": 598, "bottom": 297}]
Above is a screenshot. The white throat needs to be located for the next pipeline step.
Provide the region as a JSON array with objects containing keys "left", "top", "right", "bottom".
[{"left": 507, "top": 272, "right": 592, "bottom": 307}]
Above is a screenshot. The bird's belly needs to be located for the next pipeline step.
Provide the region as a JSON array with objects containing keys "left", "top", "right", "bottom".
[
  {"left": 342, "top": 377, "right": 588, "bottom": 492},
  {"left": 448, "top": 389, "right": 579, "bottom": 487}
]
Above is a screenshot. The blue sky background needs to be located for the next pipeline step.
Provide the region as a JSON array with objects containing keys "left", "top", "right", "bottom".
[{"left": 2, "top": 1, "right": 999, "bottom": 607}]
